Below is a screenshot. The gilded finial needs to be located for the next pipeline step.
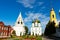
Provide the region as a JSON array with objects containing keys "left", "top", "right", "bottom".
[{"left": 51, "top": 8, "right": 54, "bottom": 11}]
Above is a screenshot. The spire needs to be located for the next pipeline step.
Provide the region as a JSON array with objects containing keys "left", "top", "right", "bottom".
[
  {"left": 18, "top": 12, "right": 22, "bottom": 18},
  {"left": 15, "top": 12, "right": 24, "bottom": 25},
  {"left": 17, "top": 12, "right": 23, "bottom": 22},
  {"left": 51, "top": 8, "right": 54, "bottom": 11}
]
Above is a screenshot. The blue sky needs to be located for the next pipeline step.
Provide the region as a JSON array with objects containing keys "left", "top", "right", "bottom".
[{"left": 0, "top": 0, "right": 60, "bottom": 32}]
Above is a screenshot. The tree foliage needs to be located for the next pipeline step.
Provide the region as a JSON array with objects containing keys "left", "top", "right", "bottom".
[
  {"left": 11, "top": 30, "right": 16, "bottom": 38},
  {"left": 12, "top": 30, "right": 16, "bottom": 35},
  {"left": 44, "top": 21, "right": 56, "bottom": 36},
  {"left": 24, "top": 26, "right": 28, "bottom": 35}
]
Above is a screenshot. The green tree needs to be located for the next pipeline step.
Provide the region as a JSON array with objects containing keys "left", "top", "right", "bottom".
[
  {"left": 11, "top": 30, "right": 16, "bottom": 38},
  {"left": 24, "top": 26, "right": 28, "bottom": 35},
  {"left": 12, "top": 30, "right": 16, "bottom": 35},
  {"left": 44, "top": 21, "right": 56, "bottom": 36}
]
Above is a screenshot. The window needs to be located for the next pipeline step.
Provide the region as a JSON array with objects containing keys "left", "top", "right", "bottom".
[
  {"left": 6, "top": 32, "right": 7, "bottom": 36},
  {"left": 35, "top": 23, "right": 38, "bottom": 27},
  {"left": 0, "top": 26, "right": 1, "bottom": 29},
  {"left": 4, "top": 32, "right": 5, "bottom": 36},
  {"left": 4, "top": 27, "right": 5, "bottom": 30},
  {"left": 52, "top": 15, "right": 54, "bottom": 18},
  {"left": 1, "top": 32, "right": 3, "bottom": 36},
  {"left": 21, "top": 22, "right": 23, "bottom": 24},
  {"left": 4, "top": 27, "right": 8, "bottom": 30},
  {"left": 2, "top": 27, "right": 3, "bottom": 30},
  {"left": 1, "top": 32, "right": 2, "bottom": 36},
  {"left": 7, "top": 28, "right": 8, "bottom": 30},
  {"left": 0, "top": 33, "right": 1, "bottom": 36}
]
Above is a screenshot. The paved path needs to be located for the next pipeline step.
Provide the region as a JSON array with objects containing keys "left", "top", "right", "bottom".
[{"left": 42, "top": 37, "right": 53, "bottom": 40}]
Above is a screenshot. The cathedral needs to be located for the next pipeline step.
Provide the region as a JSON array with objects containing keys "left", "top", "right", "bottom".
[
  {"left": 31, "top": 19, "right": 42, "bottom": 36},
  {"left": 13, "top": 12, "right": 25, "bottom": 36}
]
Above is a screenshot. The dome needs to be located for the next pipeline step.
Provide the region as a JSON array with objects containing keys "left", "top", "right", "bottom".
[{"left": 32, "top": 19, "right": 40, "bottom": 23}]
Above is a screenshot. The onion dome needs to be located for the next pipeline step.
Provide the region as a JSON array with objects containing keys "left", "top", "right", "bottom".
[{"left": 32, "top": 19, "right": 40, "bottom": 23}]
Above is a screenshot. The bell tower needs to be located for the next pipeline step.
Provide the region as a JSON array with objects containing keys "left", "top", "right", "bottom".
[
  {"left": 13, "top": 12, "right": 25, "bottom": 36},
  {"left": 50, "top": 8, "right": 58, "bottom": 27},
  {"left": 15, "top": 12, "right": 24, "bottom": 27}
]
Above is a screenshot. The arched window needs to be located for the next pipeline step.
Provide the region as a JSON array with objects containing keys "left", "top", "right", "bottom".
[
  {"left": 2, "top": 27, "right": 3, "bottom": 30},
  {"left": 52, "top": 15, "right": 54, "bottom": 18},
  {"left": 21, "top": 22, "right": 23, "bottom": 24}
]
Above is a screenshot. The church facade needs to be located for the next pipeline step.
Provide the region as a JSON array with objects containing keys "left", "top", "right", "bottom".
[
  {"left": 31, "top": 19, "right": 42, "bottom": 36},
  {"left": 13, "top": 12, "right": 25, "bottom": 36}
]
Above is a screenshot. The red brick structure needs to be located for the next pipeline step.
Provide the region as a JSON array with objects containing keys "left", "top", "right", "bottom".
[{"left": 0, "top": 22, "right": 13, "bottom": 38}]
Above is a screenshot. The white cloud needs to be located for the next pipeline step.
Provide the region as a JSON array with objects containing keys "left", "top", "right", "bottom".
[
  {"left": 24, "top": 12, "right": 46, "bottom": 23},
  {"left": 16, "top": 0, "right": 44, "bottom": 8},
  {"left": 24, "top": 12, "right": 49, "bottom": 23},
  {"left": 23, "top": 12, "right": 49, "bottom": 32},
  {"left": 16, "top": 0, "right": 35, "bottom": 8}
]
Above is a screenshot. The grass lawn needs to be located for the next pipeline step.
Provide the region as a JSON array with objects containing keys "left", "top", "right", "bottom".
[{"left": 0, "top": 35, "right": 42, "bottom": 40}]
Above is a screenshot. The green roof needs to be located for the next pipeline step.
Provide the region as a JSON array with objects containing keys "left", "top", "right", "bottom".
[{"left": 32, "top": 19, "right": 40, "bottom": 23}]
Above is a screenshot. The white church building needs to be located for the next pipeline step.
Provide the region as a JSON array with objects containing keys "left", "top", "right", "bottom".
[
  {"left": 13, "top": 12, "right": 25, "bottom": 36},
  {"left": 31, "top": 19, "right": 42, "bottom": 36}
]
